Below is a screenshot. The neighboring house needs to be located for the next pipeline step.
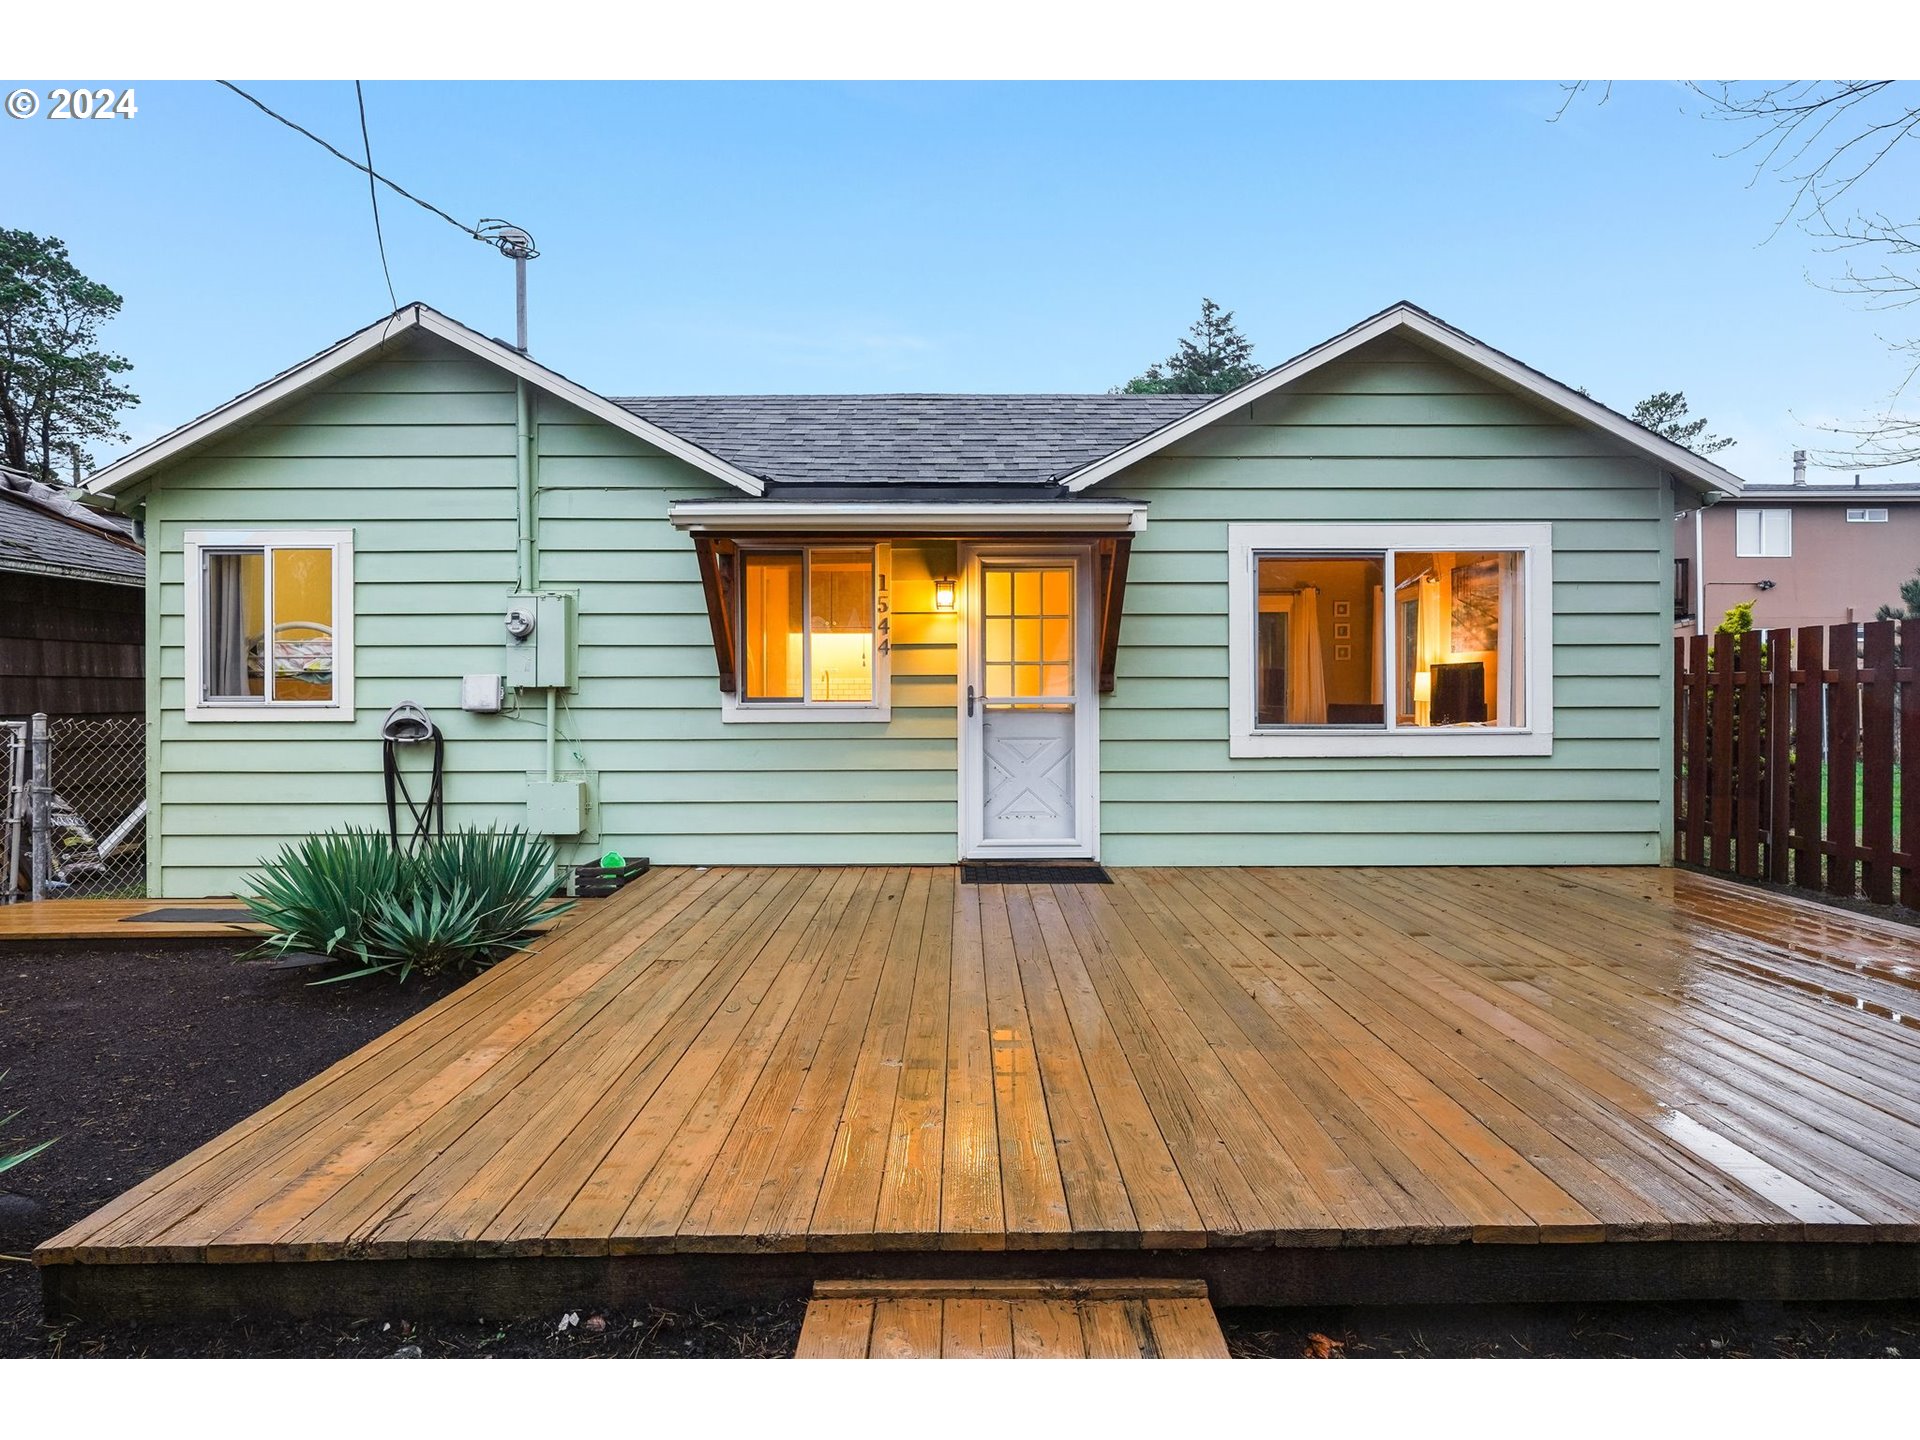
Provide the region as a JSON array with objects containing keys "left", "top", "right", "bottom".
[
  {"left": 1673, "top": 458, "right": 1920, "bottom": 635},
  {"left": 84, "top": 301, "right": 1739, "bottom": 897},
  {"left": 0, "top": 464, "right": 145, "bottom": 720}
]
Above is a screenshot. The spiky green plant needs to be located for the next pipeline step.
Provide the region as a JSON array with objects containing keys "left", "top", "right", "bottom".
[
  {"left": 0, "top": 1071, "right": 55, "bottom": 1177},
  {"left": 242, "top": 825, "right": 571, "bottom": 985}
]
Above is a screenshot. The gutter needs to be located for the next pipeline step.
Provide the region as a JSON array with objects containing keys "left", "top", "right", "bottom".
[{"left": 668, "top": 500, "right": 1150, "bottom": 535}]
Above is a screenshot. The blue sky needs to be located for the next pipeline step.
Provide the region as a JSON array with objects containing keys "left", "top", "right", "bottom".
[{"left": 7, "top": 79, "right": 1917, "bottom": 482}]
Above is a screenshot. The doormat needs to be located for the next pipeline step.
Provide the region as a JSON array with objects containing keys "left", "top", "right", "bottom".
[
  {"left": 960, "top": 862, "right": 1112, "bottom": 885},
  {"left": 119, "top": 907, "right": 255, "bottom": 923}
]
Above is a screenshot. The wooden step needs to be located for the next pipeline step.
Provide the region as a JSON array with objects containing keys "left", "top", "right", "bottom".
[{"left": 794, "top": 1279, "right": 1230, "bottom": 1358}]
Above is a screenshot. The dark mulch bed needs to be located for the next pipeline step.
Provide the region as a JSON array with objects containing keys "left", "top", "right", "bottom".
[
  {"left": 0, "top": 939, "right": 797, "bottom": 1358},
  {"left": 1221, "top": 1301, "right": 1920, "bottom": 1358}
]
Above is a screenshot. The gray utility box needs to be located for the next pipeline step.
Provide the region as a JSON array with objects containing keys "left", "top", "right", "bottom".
[
  {"left": 526, "top": 779, "right": 587, "bottom": 836},
  {"left": 504, "top": 591, "right": 577, "bottom": 690}
]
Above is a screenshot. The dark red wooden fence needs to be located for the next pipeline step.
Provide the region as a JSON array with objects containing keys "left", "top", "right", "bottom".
[{"left": 1675, "top": 618, "right": 1917, "bottom": 911}]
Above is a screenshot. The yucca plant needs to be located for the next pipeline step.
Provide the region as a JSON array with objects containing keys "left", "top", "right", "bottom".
[
  {"left": 240, "top": 826, "right": 405, "bottom": 965},
  {"left": 241, "top": 824, "right": 571, "bottom": 985},
  {"left": 1, "top": 1071, "right": 55, "bottom": 1177}
]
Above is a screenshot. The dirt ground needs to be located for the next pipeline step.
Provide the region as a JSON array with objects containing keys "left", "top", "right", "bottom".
[{"left": 4, "top": 939, "right": 1917, "bottom": 1359}]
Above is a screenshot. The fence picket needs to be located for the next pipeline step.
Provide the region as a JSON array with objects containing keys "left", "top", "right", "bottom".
[
  {"left": 1685, "top": 634, "right": 1710, "bottom": 866},
  {"left": 1793, "top": 626, "right": 1825, "bottom": 892},
  {"left": 1861, "top": 620, "right": 1898, "bottom": 906},
  {"left": 1826, "top": 622, "right": 1860, "bottom": 899},
  {"left": 1767, "top": 627, "right": 1793, "bottom": 884},
  {"left": 1902, "top": 618, "right": 1918, "bottom": 913}
]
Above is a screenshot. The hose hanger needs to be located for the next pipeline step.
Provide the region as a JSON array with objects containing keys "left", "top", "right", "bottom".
[{"left": 381, "top": 702, "right": 444, "bottom": 855}]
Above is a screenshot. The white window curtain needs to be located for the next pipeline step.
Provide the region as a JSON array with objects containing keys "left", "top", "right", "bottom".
[{"left": 1287, "top": 584, "right": 1327, "bottom": 724}]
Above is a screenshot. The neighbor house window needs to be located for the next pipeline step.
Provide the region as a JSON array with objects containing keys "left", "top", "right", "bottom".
[
  {"left": 728, "top": 543, "right": 891, "bottom": 721},
  {"left": 1226, "top": 523, "right": 1552, "bottom": 757},
  {"left": 1846, "top": 507, "right": 1889, "bottom": 523},
  {"left": 184, "top": 530, "right": 354, "bottom": 721},
  {"left": 1735, "top": 508, "right": 1792, "bottom": 557}
]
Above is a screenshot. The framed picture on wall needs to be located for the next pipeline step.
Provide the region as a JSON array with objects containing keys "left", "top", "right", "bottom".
[
  {"left": 1332, "top": 599, "right": 1352, "bottom": 618},
  {"left": 1333, "top": 622, "right": 1352, "bottom": 641},
  {"left": 1335, "top": 643, "right": 1352, "bottom": 661}
]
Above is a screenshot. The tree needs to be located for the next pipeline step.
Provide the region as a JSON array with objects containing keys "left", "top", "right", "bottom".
[
  {"left": 1121, "top": 298, "right": 1262, "bottom": 395},
  {"left": 0, "top": 229, "right": 138, "bottom": 480},
  {"left": 1629, "top": 391, "right": 1735, "bottom": 455},
  {"left": 1876, "top": 564, "right": 1920, "bottom": 621},
  {"left": 1556, "top": 82, "right": 1920, "bottom": 468}
]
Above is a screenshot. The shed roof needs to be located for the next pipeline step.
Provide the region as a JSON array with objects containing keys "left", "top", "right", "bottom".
[{"left": 0, "top": 468, "right": 144, "bottom": 586}]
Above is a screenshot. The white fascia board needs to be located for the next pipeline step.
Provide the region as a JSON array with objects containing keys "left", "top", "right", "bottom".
[
  {"left": 668, "top": 500, "right": 1149, "bottom": 534},
  {"left": 86, "top": 304, "right": 765, "bottom": 499},
  {"left": 1059, "top": 304, "right": 1746, "bottom": 499}
]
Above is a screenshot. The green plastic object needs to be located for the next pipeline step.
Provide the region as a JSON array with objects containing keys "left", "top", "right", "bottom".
[{"left": 600, "top": 850, "right": 626, "bottom": 869}]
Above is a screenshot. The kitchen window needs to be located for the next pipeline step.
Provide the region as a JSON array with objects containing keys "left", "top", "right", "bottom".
[{"left": 727, "top": 543, "right": 891, "bottom": 722}]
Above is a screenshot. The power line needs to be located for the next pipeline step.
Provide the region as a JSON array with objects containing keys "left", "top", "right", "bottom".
[
  {"left": 215, "top": 79, "right": 483, "bottom": 243},
  {"left": 354, "top": 82, "right": 399, "bottom": 312}
]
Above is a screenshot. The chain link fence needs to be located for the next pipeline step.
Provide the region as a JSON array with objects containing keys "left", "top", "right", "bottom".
[{"left": 2, "top": 714, "right": 147, "bottom": 901}]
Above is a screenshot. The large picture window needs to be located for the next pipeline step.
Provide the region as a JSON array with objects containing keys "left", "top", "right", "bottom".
[
  {"left": 729, "top": 543, "right": 891, "bottom": 720},
  {"left": 184, "top": 530, "right": 354, "bottom": 721},
  {"left": 1227, "top": 523, "right": 1552, "bottom": 757}
]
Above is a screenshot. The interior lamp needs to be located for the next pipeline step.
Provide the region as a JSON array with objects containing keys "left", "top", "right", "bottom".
[
  {"left": 1413, "top": 669, "right": 1432, "bottom": 726},
  {"left": 933, "top": 576, "right": 956, "bottom": 612}
]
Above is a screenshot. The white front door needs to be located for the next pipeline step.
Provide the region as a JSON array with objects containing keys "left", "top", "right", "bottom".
[{"left": 958, "top": 546, "right": 1098, "bottom": 859}]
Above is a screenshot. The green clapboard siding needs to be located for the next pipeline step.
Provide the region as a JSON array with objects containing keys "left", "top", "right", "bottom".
[
  {"left": 1097, "top": 333, "right": 1672, "bottom": 867},
  {"left": 142, "top": 328, "right": 1673, "bottom": 892},
  {"left": 142, "top": 331, "right": 962, "bottom": 894}
]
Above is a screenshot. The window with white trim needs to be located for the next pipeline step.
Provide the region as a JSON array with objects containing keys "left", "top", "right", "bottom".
[
  {"left": 1226, "top": 523, "right": 1554, "bottom": 757},
  {"left": 1735, "top": 508, "right": 1792, "bottom": 556},
  {"left": 184, "top": 530, "right": 355, "bottom": 721},
  {"left": 725, "top": 542, "right": 891, "bottom": 722},
  {"left": 1847, "top": 507, "right": 1889, "bottom": 523}
]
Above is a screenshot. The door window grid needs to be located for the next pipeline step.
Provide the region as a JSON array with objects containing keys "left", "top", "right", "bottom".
[{"left": 982, "top": 565, "right": 1074, "bottom": 701}]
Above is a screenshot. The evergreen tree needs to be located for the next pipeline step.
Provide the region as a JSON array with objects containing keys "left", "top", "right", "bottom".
[
  {"left": 1875, "top": 564, "right": 1920, "bottom": 621},
  {"left": 0, "top": 229, "right": 138, "bottom": 479},
  {"left": 1630, "top": 391, "right": 1735, "bottom": 455},
  {"left": 1122, "top": 298, "right": 1262, "bottom": 395}
]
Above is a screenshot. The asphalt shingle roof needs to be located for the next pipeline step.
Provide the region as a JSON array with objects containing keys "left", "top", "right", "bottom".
[
  {"left": 0, "top": 478, "right": 144, "bottom": 586},
  {"left": 612, "top": 394, "right": 1209, "bottom": 490}
]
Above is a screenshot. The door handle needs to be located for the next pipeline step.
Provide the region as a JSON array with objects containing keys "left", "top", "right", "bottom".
[{"left": 967, "top": 684, "right": 976, "bottom": 718}]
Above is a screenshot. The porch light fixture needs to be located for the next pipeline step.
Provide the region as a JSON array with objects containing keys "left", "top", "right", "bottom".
[{"left": 933, "top": 575, "right": 956, "bottom": 612}]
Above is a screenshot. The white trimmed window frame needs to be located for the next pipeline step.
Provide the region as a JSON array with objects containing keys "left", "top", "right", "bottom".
[
  {"left": 1735, "top": 507, "right": 1792, "bottom": 557},
  {"left": 1225, "top": 522, "right": 1554, "bottom": 758},
  {"left": 183, "top": 528, "right": 356, "bottom": 723},
  {"left": 721, "top": 540, "right": 893, "bottom": 725}
]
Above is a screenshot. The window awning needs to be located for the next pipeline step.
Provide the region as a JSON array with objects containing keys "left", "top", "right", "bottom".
[{"left": 674, "top": 502, "right": 1141, "bottom": 695}]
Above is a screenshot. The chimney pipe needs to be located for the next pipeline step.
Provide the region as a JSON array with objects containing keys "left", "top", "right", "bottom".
[{"left": 1791, "top": 449, "right": 1807, "bottom": 485}]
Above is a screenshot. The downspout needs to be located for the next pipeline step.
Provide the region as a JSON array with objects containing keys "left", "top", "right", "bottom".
[
  {"left": 1694, "top": 505, "right": 1706, "bottom": 633},
  {"left": 514, "top": 378, "right": 534, "bottom": 592},
  {"left": 514, "top": 376, "right": 561, "bottom": 788}
]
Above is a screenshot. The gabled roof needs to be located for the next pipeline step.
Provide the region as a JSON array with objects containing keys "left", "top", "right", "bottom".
[
  {"left": 1, "top": 467, "right": 144, "bottom": 586},
  {"left": 85, "top": 303, "right": 768, "bottom": 500},
  {"left": 615, "top": 394, "right": 1204, "bottom": 491},
  {"left": 1057, "top": 301, "right": 1747, "bottom": 498}
]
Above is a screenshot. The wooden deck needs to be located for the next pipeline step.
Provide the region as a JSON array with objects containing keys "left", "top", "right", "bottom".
[
  {"left": 38, "top": 863, "right": 1920, "bottom": 1318},
  {"left": 796, "top": 1280, "right": 1230, "bottom": 1358},
  {"left": 0, "top": 897, "right": 265, "bottom": 941}
]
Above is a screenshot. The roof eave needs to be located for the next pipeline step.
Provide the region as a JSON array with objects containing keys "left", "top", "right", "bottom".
[{"left": 1057, "top": 303, "right": 1747, "bottom": 499}]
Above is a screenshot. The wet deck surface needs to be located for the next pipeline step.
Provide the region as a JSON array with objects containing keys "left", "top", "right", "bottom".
[{"left": 38, "top": 864, "right": 1920, "bottom": 1287}]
